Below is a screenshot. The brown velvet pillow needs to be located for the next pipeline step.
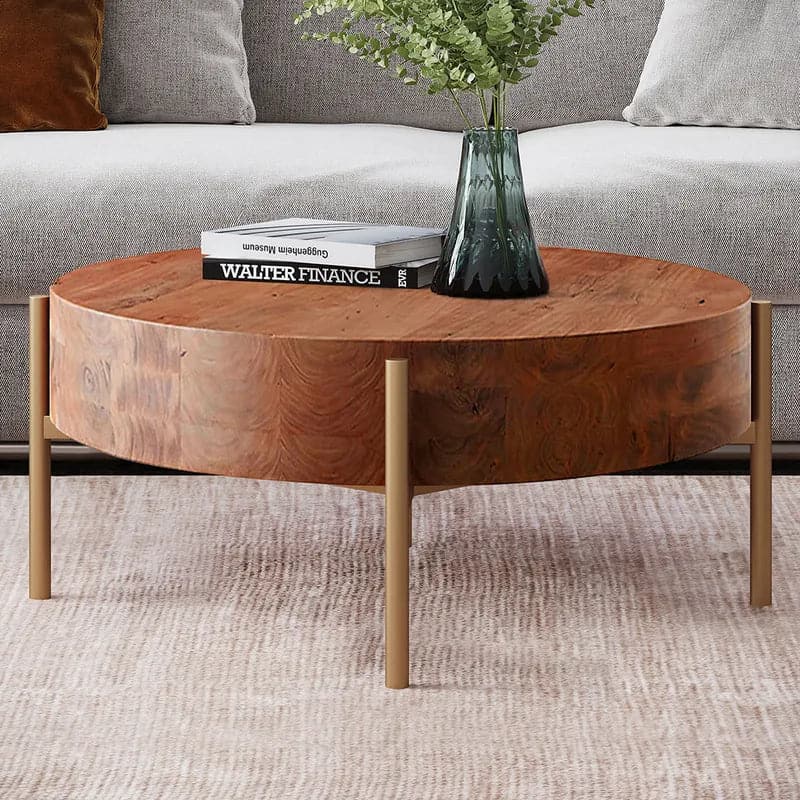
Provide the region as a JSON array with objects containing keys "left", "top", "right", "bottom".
[{"left": 0, "top": 0, "right": 107, "bottom": 132}]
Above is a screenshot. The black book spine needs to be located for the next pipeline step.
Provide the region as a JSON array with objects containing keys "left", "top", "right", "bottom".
[{"left": 202, "top": 258, "right": 431, "bottom": 289}]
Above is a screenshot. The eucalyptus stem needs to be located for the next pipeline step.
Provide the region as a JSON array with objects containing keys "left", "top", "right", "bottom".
[
  {"left": 448, "top": 89, "right": 473, "bottom": 129},
  {"left": 489, "top": 130, "right": 512, "bottom": 270},
  {"left": 478, "top": 90, "right": 491, "bottom": 130}
]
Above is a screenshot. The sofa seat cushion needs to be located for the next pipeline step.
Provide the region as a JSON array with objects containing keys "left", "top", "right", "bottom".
[
  {"left": 523, "top": 122, "right": 800, "bottom": 303},
  {"left": 1, "top": 121, "right": 798, "bottom": 302}
]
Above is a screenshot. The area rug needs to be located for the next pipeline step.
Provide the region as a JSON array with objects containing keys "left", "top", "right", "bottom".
[{"left": 1, "top": 475, "right": 799, "bottom": 799}]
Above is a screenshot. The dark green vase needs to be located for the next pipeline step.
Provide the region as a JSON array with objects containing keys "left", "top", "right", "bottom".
[{"left": 431, "top": 128, "right": 549, "bottom": 299}]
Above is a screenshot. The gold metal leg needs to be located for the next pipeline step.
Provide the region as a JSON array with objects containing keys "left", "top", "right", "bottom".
[
  {"left": 750, "top": 300, "right": 772, "bottom": 607},
  {"left": 29, "top": 295, "right": 52, "bottom": 600},
  {"left": 408, "top": 493, "right": 413, "bottom": 548},
  {"left": 385, "top": 358, "right": 410, "bottom": 689}
]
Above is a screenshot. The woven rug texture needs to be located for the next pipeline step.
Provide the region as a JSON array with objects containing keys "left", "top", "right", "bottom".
[{"left": 1, "top": 474, "right": 799, "bottom": 799}]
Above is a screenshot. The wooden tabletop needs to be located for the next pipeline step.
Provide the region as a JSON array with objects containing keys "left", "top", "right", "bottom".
[
  {"left": 50, "top": 248, "right": 752, "bottom": 485},
  {"left": 52, "top": 247, "right": 749, "bottom": 342}
]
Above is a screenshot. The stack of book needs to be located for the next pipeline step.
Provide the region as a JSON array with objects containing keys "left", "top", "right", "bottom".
[{"left": 201, "top": 219, "right": 444, "bottom": 289}]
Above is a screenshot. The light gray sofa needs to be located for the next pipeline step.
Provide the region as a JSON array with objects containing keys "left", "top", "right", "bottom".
[{"left": 2, "top": 0, "right": 799, "bottom": 444}]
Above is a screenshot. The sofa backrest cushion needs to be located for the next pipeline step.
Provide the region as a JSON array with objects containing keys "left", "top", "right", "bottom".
[
  {"left": 624, "top": 0, "right": 800, "bottom": 129},
  {"left": 242, "top": 4, "right": 469, "bottom": 130},
  {"left": 101, "top": 0, "right": 256, "bottom": 123},
  {"left": 508, "top": 0, "right": 664, "bottom": 130},
  {"left": 243, "top": 0, "right": 663, "bottom": 131}
]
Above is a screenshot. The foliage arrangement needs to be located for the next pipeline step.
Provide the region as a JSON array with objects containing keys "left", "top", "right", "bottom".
[{"left": 295, "top": 0, "right": 596, "bottom": 130}]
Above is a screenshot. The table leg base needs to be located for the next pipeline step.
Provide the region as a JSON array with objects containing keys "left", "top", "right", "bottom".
[
  {"left": 385, "top": 358, "right": 410, "bottom": 689},
  {"left": 29, "top": 296, "right": 52, "bottom": 600},
  {"left": 28, "top": 299, "right": 775, "bottom": 690},
  {"left": 749, "top": 301, "right": 772, "bottom": 608}
]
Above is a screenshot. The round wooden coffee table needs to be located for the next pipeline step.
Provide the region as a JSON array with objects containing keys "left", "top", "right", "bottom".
[{"left": 28, "top": 247, "right": 773, "bottom": 688}]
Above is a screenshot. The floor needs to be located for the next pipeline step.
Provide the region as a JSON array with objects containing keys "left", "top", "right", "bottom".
[{"left": 1, "top": 472, "right": 798, "bottom": 798}]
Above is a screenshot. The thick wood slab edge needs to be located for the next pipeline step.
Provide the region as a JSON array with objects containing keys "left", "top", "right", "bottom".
[{"left": 49, "top": 248, "right": 752, "bottom": 484}]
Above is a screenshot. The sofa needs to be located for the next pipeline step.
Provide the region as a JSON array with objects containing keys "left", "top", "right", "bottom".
[{"left": 2, "top": 0, "right": 799, "bottom": 445}]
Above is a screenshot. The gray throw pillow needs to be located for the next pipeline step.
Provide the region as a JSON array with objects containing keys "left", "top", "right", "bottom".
[
  {"left": 100, "top": 0, "right": 255, "bottom": 124},
  {"left": 624, "top": 0, "right": 800, "bottom": 129}
]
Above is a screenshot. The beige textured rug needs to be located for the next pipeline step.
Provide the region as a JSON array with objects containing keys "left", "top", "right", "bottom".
[{"left": 1, "top": 474, "right": 799, "bottom": 799}]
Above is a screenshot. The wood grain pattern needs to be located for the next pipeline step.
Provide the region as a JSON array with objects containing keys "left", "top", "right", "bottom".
[{"left": 49, "top": 248, "right": 752, "bottom": 485}]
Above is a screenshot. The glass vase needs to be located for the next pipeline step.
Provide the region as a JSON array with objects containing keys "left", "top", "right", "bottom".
[{"left": 431, "top": 128, "right": 549, "bottom": 299}]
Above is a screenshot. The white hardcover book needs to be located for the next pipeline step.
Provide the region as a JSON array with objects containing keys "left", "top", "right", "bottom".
[{"left": 201, "top": 218, "right": 444, "bottom": 269}]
